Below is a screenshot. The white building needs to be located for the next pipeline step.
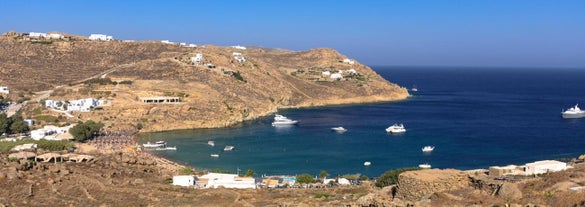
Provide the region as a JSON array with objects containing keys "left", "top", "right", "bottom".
[
  {"left": 161, "top": 40, "right": 173, "bottom": 44},
  {"left": 338, "top": 178, "right": 351, "bottom": 185},
  {"left": 187, "top": 44, "right": 197, "bottom": 48},
  {"left": 89, "top": 34, "right": 113, "bottom": 41},
  {"left": 173, "top": 175, "right": 195, "bottom": 187},
  {"left": 347, "top": 69, "right": 357, "bottom": 74},
  {"left": 31, "top": 125, "right": 75, "bottom": 140},
  {"left": 343, "top": 58, "right": 355, "bottom": 65},
  {"left": 179, "top": 42, "right": 187, "bottom": 46},
  {"left": 231, "top": 45, "right": 247, "bottom": 50},
  {"left": 322, "top": 71, "right": 331, "bottom": 77},
  {"left": 233, "top": 52, "right": 246, "bottom": 63},
  {"left": 48, "top": 33, "right": 63, "bottom": 39},
  {"left": 190, "top": 53, "right": 203, "bottom": 64},
  {"left": 330, "top": 73, "right": 343, "bottom": 80},
  {"left": 45, "top": 98, "right": 103, "bottom": 112},
  {"left": 29, "top": 32, "right": 47, "bottom": 38},
  {"left": 524, "top": 160, "right": 567, "bottom": 175},
  {"left": 0, "top": 86, "right": 9, "bottom": 94},
  {"left": 197, "top": 173, "right": 256, "bottom": 189},
  {"left": 24, "top": 119, "right": 34, "bottom": 126}
]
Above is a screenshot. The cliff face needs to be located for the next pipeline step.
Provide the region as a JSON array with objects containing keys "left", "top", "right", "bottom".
[{"left": 2, "top": 32, "right": 408, "bottom": 132}]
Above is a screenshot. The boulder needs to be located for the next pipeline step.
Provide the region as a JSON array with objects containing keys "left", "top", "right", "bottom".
[
  {"left": 498, "top": 183, "right": 522, "bottom": 200},
  {"left": 396, "top": 169, "right": 469, "bottom": 201}
]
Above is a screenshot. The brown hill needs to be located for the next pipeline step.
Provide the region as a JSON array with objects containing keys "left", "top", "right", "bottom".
[{"left": 1, "top": 31, "right": 408, "bottom": 132}]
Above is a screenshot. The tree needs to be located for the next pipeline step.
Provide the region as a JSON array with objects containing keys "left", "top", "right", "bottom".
[
  {"left": 8, "top": 115, "right": 29, "bottom": 133},
  {"left": 244, "top": 169, "right": 255, "bottom": 177},
  {"left": 69, "top": 120, "right": 103, "bottom": 142},
  {"left": 296, "top": 173, "right": 315, "bottom": 184},
  {"left": 0, "top": 113, "right": 9, "bottom": 134},
  {"left": 319, "top": 170, "right": 329, "bottom": 179}
]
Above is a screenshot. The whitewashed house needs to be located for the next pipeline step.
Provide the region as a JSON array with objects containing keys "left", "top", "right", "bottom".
[
  {"left": 323, "top": 178, "right": 336, "bottom": 184},
  {"left": 173, "top": 175, "right": 195, "bottom": 187},
  {"left": 197, "top": 173, "right": 256, "bottom": 189},
  {"left": 161, "top": 40, "right": 173, "bottom": 44},
  {"left": 48, "top": 33, "right": 63, "bottom": 39},
  {"left": 24, "top": 119, "right": 34, "bottom": 126},
  {"left": 29, "top": 32, "right": 47, "bottom": 38},
  {"left": 330, "top": 73, "right": 343, "bottom": 80},
  {"left": 231, "top": 45, "right": 247, "bottom": 50},
  {"left": 524, "top": 160, "right": 567, "bottom": 175},
  {"left": 31, "top": 125, "right": 75, "bottom": 141},
  {"left": 338, "top": 178, "right": 351, "bottom": 185},
  {"left": 179, "top": 42, "right": 187, "bottom": 46},
  {"left": 0, "top": 86, "right": 9, "bottom": 94},
  {"left": 322, "top": 71, "right": 331, "bottom": 77},
  {"left": 343, "top": 58, "right": 355, "bottom": 65},
  {"left": 190, "top": 53, "right": 203, "bottom": 64},
  {"left": 187, "top": 44, "right": 197, "bottom": 48},
  {"left": 89, "top": 34, "right": 113, "bottom": 41},
  {"left": 233, "top": 52, "right": 246, "bottom": 63},
  {"left": 347, "top": 69, "right": 357, "bottom": 74}
]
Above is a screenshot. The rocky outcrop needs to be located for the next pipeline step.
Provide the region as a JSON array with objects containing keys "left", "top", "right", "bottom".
[{"left": 396, "top": 169, "right": 469, "bottom": 201}]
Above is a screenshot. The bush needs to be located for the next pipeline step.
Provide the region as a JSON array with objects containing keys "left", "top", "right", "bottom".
[
  {"left": 296, "top": 173, "right": 315, "bottom": 184},
  {"left": 36, "top": 140, "right": 74, "bottom": 151},
  {"left": 69, "top": 120, "right": 103, "bottom": 142},
  {"left": 178, "top": 167, "right": 193, "bottom": 175},
  {"left": 375, "top": 168, "right": 419, "bottom": 188}
]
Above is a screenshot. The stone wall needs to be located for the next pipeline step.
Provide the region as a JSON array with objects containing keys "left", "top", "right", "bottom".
[{"left": 396, "top": 169, "right": 469, "bottom": 201}]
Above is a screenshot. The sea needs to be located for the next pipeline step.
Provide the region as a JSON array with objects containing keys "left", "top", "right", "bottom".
[{"left": 138, "top": 66, "right": 585, "bottom": 177}]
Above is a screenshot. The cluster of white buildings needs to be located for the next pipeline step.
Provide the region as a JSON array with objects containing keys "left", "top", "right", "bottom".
[
  {"left": 45, "top": 98, "right": 104, "bottom": 112},
  {"left": 89, "top": 34, "right": 113, "bottom": 41},
  {"left": 322, "top": 69, "right": 357, "bottom": 80},
  {"left": 30, "top": 125, "right": 75, "bottom": 141},
  {"left": 0, "top": 86, "right": 9, "bottom": 94},
  {"left": 161, "top": 40, "right": 197, "bottom": 47},
  {"left": 343, "top": 58, "right": 355, "bottom": 65},
  {"left": 489, "top": 160, "right": 569, "bottom": 177},
  {"left": 233, "top": 52, "right": 246, "bottom": 63},
  {"left": 28, "top": 32, "right": 64, "bottom": 39},
  {"left": 172, "top": 173, "right": 256, "bottom": 189},
  {"left": 231, "top": 45, "right": 247, "bottom": 50},
  {"left": 190, "top": 53, "right": 203, "bottom": 64}
]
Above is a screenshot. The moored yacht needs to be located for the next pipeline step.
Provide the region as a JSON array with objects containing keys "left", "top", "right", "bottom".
[
  {"left": 272, "top": 114, "right": 299, "bottom": 126},
  {"left": 419, "top": 163, "right": 431, "bottom": 169},
  {"left": 143, "top": 141, "right": 166, "bottom": 148},
  {"left": 422, "top": 146, "right": 434, "bottom": 152},
  {"left": 331, "top": 126, "right": 347, "bottom": 132},
  {"left": 224, "top": 145, "right": 235, "bottom": 151},
  {"left": 210, "top": 154, "right": 220, "bottom": 158},
  {"left": 562, "top": 104, "right": 585, "bottom": 119},
  {"left": 386, "top": 124, "right": 406, "bottom": 133},
  {"left": 208, "top": 140, "right": 215, "bottom": 147}
]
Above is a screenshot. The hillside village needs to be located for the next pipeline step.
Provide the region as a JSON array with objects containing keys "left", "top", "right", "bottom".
[{"left": 1, "top": 31, "right": 585, "bottom": 206}]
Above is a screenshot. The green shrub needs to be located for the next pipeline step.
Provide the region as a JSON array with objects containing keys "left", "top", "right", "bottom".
[
  {"left": 178, "top": 167, "right": 193, "bottom": 175},
  {"left": 375, "top": 168, "right": 419, "bottom": 188},
  {"left": 296, "top": 173, "right": 315, "bottom": 184}
]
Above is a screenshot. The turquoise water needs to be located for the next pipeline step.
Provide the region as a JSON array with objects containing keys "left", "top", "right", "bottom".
[{"left": 138, "top": 67, "right": 585, "bottom": 177}]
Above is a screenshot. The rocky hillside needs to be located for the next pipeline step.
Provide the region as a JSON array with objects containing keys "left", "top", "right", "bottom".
[{"left": 1, "top": 31, "right": 408, "bottom": 132}]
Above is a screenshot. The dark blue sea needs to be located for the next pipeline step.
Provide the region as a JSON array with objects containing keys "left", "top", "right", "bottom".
[{"left": 138, "top": 66, "right": 585, "bottom": 177}]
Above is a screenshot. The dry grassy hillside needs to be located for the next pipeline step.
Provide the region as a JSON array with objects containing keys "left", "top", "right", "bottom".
[{"left": 1, "top": 31, "right": 408, "bottom": 132}]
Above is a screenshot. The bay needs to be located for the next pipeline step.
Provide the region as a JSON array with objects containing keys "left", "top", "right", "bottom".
[{"left": 138, "top": 66, "right": 585, "bottom": 177}]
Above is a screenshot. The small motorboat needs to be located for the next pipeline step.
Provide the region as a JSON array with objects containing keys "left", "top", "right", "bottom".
[
  {"left": 143, "top": 141, "right": 166, "bottom": 148},
  {"left": 422, "top": 146, "right": 435, "bottom": 152},
  {"left": 165, "top": 146, "right": 177, "bottom": 150},
  {"left": 208, "top": 140, "right": 215, "bottom": 147},
  {"left": 419, "top": 163, "right": 431, "bottom": 169},
  {"left": 210, "top": 154, "right": 220, "bottom": 158},
  {"left": 562, "top": 104, "right": 585, "bottom": 119},
  {"left": 364, "top": 161, "right": 371, "bottom": 166},
  {"left": 386, "top": 124, "right": 406, "bottom": 133},
  {"left": 224, "top": 145, "right": 234, "bottom": 151},
  {"left": 331, "top": 126, "right": 347, "bottom": 132}
]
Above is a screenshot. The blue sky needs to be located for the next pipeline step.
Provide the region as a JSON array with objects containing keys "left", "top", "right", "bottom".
[{"left": 1, "top": 0, "right": 584, "bottom": 68}]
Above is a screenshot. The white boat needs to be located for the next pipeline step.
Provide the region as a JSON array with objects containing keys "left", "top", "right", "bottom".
[
  {"left": 143, "top": 141, "right": 166, "bottom": 148},
  {"left": 422, "top": 146, "right": 435, "bottom": 152},
  {"left": 419, "top": 163, "right": 431, "bottom": 169},
  {"left": 562, "top": 104, "right": 585, "bottom": 119},
  {"left": 411, "top": 85, "right": 418, "bottom": 92},
  {"left": 331, "top": 126, "right": 347, "bottom": 132},
  {"left": 208, "top": 140, "right": 215, "bottom": 146},
  {"left": 224, "top": 145, "right": 234, "bottom": 151},
  {"left": 364, "top": 161, "right": 371, "bottom": 166},
  {"left": 210, "top": 154, "right": 220, "bottom": 158},
  {"left": 165, "top": 146, "right": 177, "bottom": 150},
  {"left": 272, "top": 114, "right": 299, "bottom": 126},
  {"left": 386, "top": 124, "right": 406, "bottom": 133}
]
